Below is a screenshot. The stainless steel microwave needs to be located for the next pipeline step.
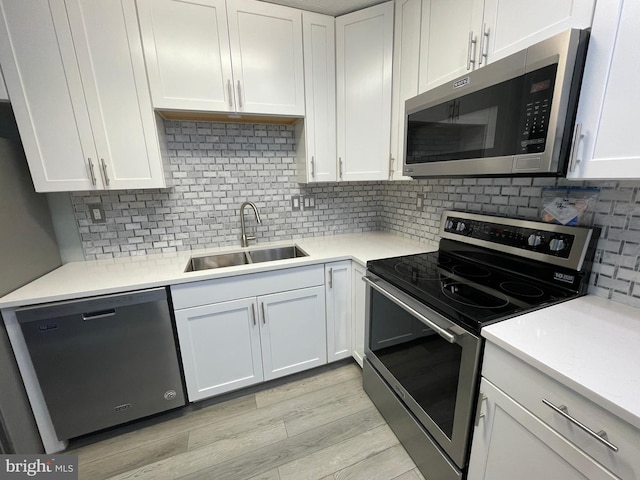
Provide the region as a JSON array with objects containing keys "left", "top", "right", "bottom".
[{"left": 403, "top": 29, "right": 589, "bottom": 178}]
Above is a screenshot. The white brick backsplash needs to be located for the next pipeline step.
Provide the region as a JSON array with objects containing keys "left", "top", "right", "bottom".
[{"left": 69, "top": 120, "right": 640, "bottom": 309}]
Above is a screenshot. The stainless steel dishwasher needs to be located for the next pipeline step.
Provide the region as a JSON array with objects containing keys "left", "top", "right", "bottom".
[{"left": 16, "top": 287, "right": 185, "bottom": 440}]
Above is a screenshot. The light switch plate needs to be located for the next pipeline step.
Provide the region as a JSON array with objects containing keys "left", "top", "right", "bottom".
[{"left": 291, "top": 196, "right": 300, "bottom": 211}]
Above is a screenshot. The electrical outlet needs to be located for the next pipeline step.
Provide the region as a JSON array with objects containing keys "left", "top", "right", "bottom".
[
  {"left": 291, "top": 195, "right": 301, "bottom": 211},
  {"left": 302, "top": 195, "right": 315, "bottom": 210},
  {"left": 417, "top": 195, "right": 423, "bottom": 209},
  {"left": 88, "top": 204, "right": 106, "bottom": 224}
]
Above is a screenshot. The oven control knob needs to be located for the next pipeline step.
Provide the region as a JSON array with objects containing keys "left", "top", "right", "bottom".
[
  {"left": 527, "top": 233, "right": 543, "bottom": 247},
  {"left": 456, "top": 222, "right": 467, "bottom": 232},
  {"left": 549, "top": 238, "right": 566, "bottom": 252},
  {"left": 445, "top": 220, "right": 454, "bottom": 230}
]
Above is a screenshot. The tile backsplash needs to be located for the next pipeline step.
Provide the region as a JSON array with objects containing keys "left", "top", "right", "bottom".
[
  {"left": 70, "top": 120, "right": 640, "bottom": 308},
  {"left": 71, "top": 121, "right": 381, "bottom": 259}
]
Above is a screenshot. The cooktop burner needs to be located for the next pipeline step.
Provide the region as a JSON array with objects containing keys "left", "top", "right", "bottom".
[
  {"left": 441, "top": 281, "right": 510, "bottom": 309},
  {"left": 367, "top": 250, "right": 578, "bottom": 332},
  {"left": 500, "top": 281, "right": 545, "bottom": 298}
]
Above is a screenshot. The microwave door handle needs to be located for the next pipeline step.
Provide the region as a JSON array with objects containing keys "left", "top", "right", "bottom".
[{"left": 362, "top": 276, "right": 457, "bottom": 344}]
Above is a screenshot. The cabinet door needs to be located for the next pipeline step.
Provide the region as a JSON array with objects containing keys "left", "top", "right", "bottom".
[
  {"left": 468, "top": 379, "right": 619, "bottom": 480},
  {"left": 351, "top": 263, "right": 367, "bottom": 368},
  {"left": 226, "top": 0, "right": 304, "bottom": 116},
  {"left": 481, "top": 0, "right": 594, "bottom": 65},
  {"left": 259, "top": 286, "right": 327, "bottom": 381},
  {"left": 297, "top": 11, "right": 337, "bottom": 183},
  {"left": 137, "top": 0, "right": 235, "bottom": 112},
  {"left": 336, "top": 1, "right": 394, "bottom": 181},
  {"left": 418, "top": 0, "right": 484, "bottom": 93},
  {"left": 65, "top": 0, "right": 165, "bottom": 190},
  {"left": 390, "top": 0, "right": 421, "bottom": 180},
  {"left": 567, "top": 0, "right": 640, "bottom": 179},
  {"left": 325, "top": 261, "right": 352, "bottom": 363},
  {"left": 0, "top": 0, "right": 98, "bottom": 191},
  {"left": 174, "top": 298, "right": 263, "bottom": 401}
]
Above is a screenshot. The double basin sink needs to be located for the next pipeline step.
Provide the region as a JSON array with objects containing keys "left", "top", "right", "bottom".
[{"left": 185, "top": 245, "right": 308, "bottom": 272}]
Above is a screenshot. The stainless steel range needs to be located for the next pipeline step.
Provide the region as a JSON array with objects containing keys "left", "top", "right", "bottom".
[{"left": 362, "top": 210, "right": 600, "bottom": 480}]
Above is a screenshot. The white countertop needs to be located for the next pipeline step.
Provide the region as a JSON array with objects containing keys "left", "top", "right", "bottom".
[
  {"left": 482, "top": 295, "right": 640, "bottom": 429},
  {"left": 0, "top": 232, "right": 435, "bottom": 309}
]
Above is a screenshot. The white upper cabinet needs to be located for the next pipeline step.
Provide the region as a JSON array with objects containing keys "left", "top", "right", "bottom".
[
  {"left": 481, "top": 0, "right": 595, "bottom": 64},
  {"left": 418, "top": 0, "right": 595, "bottom": 93},
  {"left": 227, "top": 0, "right": 305, "bottom": 116},
  {"left": 0, "top": 0, "right": 166, "bottom": 192},
  {"left": 418, "top": 0, "right": 483, "bottom": 93},
  {"left": 390, "top": 0, "right": 421, "bottom": 180},
  {"left": 336, "top": 1, "right": 394, "bottom": 181},
  {"left": 567, "top": 0, "right": 640, "bottom": 179},
  {"left": 65, "top": 0, "right": 166, "bottom": 190},
  {"left": 138, "top": 0, "right": 305, "bottom": 117},
  {"left": 296, "top": 11, "right": 337, "bottom": 183},
  {"left": 137, "top": 0, "right": 234, "bottom": 113}
]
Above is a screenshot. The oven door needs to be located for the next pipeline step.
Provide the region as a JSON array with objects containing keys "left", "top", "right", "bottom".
[{"left": 363, "top": 272, "right": 482, "bottom": 469}]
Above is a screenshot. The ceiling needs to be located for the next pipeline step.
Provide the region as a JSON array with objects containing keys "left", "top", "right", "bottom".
[{"left": 258, "top": 0, "right": 387, "bottom": 16}]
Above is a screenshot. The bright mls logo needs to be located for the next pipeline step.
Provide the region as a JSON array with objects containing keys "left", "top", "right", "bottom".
[{"left": 1, "top": 455, "right": 77, "bottom": 479}]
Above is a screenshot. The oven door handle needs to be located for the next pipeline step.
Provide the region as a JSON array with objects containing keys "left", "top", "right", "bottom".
[{"left": 362, "top": 276, "right": 457, "bottom": 344}]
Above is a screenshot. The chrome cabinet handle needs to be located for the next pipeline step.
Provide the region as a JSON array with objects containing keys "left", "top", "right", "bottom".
[
  {"left": 87, "top": 158, "right": 97, "bottom": 186},
  {"left": 328, "top": 268, "right": 333, "bottom": 288},
  {"left": 261, "top": 302, "right": 266, "bottom": 324},
  {"left": 227, "top": 79, "right": 233, "bottom": 109},
  {"left": 237, "top": 81, "right": 243, "bottom": 108},
  {"left": 568, "top": 123, "right": 584, "bottom": 173},
  {"left": 362, "top": 276, "right": 456, "bottom": 344},
  {"left": 475, "top": 393, "right": 487, "bottom": 427},
  {"left": 251, "top": 303, "right": 256, "bottom": 326},
  {"left": 467, "top": 31, "right": 477, "bottom": 70},
  {"left": 100, "top": 158, "right": 110, "bottom": 186},
  {"left": 478, "top": 23, "right": 489, "bottom": 65},
  {"left": 311, "top": 156, "right": 315, "bottom": 178},
  {"left": 542, "top": 399, "right": 619, "bottom": 452},
  {"left": 339, "top": 157, "right": 343, "bottom": 179}
]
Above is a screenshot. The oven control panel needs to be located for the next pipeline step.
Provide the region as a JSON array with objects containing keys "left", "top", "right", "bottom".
[{"left": 443, "top": 216, "right": 575, "bottom": 258}]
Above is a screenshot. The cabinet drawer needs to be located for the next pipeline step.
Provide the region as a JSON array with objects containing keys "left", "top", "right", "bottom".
[
  {"left": 483, "top": 343, "right": 640, "bottom": 479},
  {"left": 171, "top": 265, "right": 325, "bottom": 309}
]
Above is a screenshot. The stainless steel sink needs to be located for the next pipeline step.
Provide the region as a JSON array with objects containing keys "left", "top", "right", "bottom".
[
  {"left": 185, "top": 245, "right": 308, "bottom": 272},
  {"left": 248, "top": 245, "right": 308, "bottom": 264},
  {"left": 184, "top": 252, "right": 250, "bottom": 272}
]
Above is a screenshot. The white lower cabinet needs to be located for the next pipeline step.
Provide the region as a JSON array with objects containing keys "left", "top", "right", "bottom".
[
  {"left": 351, "top": 262, "right": 366, "bottom": 367},
  {"left": 174, "top": 298, "right": 263, "bottom": 401},
  {"left": 171, "top": 265, "right": 327, "bottom": 401},
  {"left": 469, "top": 379, "right": 618, "bottom": 480},
  {"left": 325, "top": 261, "right": 352, "bottom": 362},
  {"left": 469, "top": 343, "right": 640, "bottom": 480},
  {"left": 260, "top": 286, "right": 327, "bottom": 380}
]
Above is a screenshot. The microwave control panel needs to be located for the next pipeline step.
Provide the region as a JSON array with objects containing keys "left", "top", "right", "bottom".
[{"left": 517, "top": 64, "right": 557, "bottom": 154}]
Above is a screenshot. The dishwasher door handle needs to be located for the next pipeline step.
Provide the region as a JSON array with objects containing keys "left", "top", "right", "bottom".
[{"left": 82, "top": 309, "right": 116, "bottom": 321}]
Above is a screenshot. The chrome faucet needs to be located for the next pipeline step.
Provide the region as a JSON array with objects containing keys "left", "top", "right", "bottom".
[{"left": 240, "top": 201, "right": 262, "bottom": 247}]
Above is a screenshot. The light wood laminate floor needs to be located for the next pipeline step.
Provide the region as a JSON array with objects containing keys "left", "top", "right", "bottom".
[{"left": 67, "top": 361, "right": 424, "bottom": 480}]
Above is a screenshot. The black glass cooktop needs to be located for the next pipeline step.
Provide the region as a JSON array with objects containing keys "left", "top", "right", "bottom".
[{"left": 367, "top": 250, "right": 579, "bottom": 333}]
